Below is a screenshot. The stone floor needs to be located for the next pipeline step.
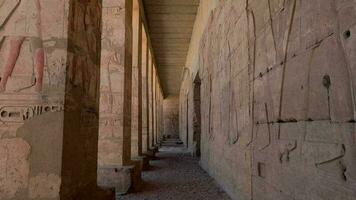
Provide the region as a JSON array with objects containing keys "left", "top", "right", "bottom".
[{"left": 117, "top": 140, "right": 231, "bottom": 200}]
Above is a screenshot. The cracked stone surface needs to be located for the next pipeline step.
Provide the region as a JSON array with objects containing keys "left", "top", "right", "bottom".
[{"left": 117, "top": 146, "right": 231, "bottom": 200}]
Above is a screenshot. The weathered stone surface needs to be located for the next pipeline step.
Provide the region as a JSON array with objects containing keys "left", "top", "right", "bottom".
[
  {"left": 28, "top": 173, "right": 61, "bottom": 199},
  {"left": 0, "top": 0, "right": 114, "bottom": 198},
  {"left": 99, "top": 0, "right": 126, "bottom": 168},
  {"left": 97, "top": 163, "right": 142, "bottom": 195},
  {"left": 0, "top": 0, "right": 68, "bottom": 199},
  {"left": 0, "top": 138, "right": 30, "bottom": 199},
  {"left": 163, "top": 95, "right": 179, "bottom": 138},
  {"left": 141, "top": 26, "right": 149, "bottom": 153},
  {"left": 180, "top": 0, "right": 356, "bottom": 199},
  {"left": 98, "top": 166, "right": 133, "bottom": 194}
]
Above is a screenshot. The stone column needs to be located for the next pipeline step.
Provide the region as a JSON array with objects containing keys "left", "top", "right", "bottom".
[
  {"left": 144, "top": 50, "right": 158, "bottom": 155},
  {"left": 136, "top": 21, "right": 143, "bottom": 157},
  {"left": 158, "top": 87, "right": 164, "bottom": 142},
  {"left": 98, "top": 0, "right": 141, "bottom": 195},
  {"left": 141, "top": 27, "right": 148, "bottom": 154},
  {"left": 144, "top": 46, "right": 155, "bottom": 157},
  {"left": 147, "top": 51, "right": 153, "bottom": 149},
  {"left": 131, "top": 0, "right": 141, "bottom": 159},
  {"left": 151, "top": 65, "right": 156, "bottom": 147},
  {"left": 0, "top": 0, "right": 113, "bottom": 199},
  {"left": 140, "top": 26, "right": 153, "bottom": 169},
  {"left": 131, "top": 0, "right": 147, "bottom": 172},
  {"left": 155, "top": 77, "right": 159, "bottom": 145},
  {"left": 154, "top": 77, "right": 157, "bottom": 145}
]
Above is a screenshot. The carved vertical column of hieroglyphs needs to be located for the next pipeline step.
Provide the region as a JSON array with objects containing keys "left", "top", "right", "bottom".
[
  {"left": 0, "top": 0, "right": 69, "bottom": 199},
  {"left": 98, "top": 0, "right": 134, "bottom": 180}
]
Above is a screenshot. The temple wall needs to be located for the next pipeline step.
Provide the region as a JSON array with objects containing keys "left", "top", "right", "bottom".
[
  {"left": 163, "top": 95, "right": 179, "bottom": 138},
  {"left": 0, "top": 0, "right": 111, "bottom": 199},
  {"left": 0, "top": 0, "right": 68, "bottom": 199},
  {"left": 180, "top": 0, "right": 356, "bottom": 199}
]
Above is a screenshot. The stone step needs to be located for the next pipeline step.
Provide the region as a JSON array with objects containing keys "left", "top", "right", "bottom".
[{"left": 160, "top": 139, "right": 184, "bottom": 147}]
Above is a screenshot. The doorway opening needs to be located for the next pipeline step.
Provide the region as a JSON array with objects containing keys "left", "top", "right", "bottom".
[{"left": 193, "top": 73, "right": 201, "bottom": 157}]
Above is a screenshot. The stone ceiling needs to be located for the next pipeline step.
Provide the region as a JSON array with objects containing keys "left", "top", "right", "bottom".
[{"left": 143, "top": 0, "right": 199, "bottom": 96}]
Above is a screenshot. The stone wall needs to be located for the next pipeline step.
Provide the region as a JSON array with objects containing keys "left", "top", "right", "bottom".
[
  {"left": 164, "top": 95, "right": 179, "bottom": 138},
  {"left": 0, "top": 0, "right": 112, "bottom": 199},
  {"left": 180, "top": 0, "right": 356, "bottom": 199},
  {"left": 0, "top": 0, "right": 67, "bottom": 199}
]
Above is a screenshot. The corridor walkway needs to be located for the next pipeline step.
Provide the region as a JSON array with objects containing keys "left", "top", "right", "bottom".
[{"left": 118, "top": 139, "right": 231, "bottom": 200}]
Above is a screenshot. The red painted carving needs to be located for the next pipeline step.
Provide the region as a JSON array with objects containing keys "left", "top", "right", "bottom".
[{"left": 0, "top": 0, "right": 44, "bottom": 93}]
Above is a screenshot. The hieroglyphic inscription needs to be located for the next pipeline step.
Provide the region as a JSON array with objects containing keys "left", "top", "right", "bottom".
[{"left": 0, "top": 104, "right": 64, "bottom": 123}]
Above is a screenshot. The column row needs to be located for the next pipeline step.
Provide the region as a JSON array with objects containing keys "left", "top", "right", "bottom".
[
  {"left": 97, "top": 0, "right": 165, "bottom": 195},
  {"left": 0, "top": 0, "right": 164, "bottom": 198}
]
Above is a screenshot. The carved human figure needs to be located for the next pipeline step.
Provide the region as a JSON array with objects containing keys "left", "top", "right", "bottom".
[{"left": 0, "top": 0, "right": 44, "bottom": 92}]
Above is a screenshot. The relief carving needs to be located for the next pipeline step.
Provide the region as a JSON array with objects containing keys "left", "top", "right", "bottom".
[
  {"left": 0, "top": 0, "right": 44, "bottom": 93},
  {"left": 0, "top": 104, "right": 63, "bottom": 123}
]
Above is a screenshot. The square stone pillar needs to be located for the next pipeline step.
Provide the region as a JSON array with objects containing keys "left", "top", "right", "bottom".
[
  {"left": 152, "top": 65, "right": 156, "bottom": 147},
  {"left": 141, "top": 27, "right": 148, "bottom": 154},
  {"left": 154, "top": 75, "right": 159, "bottom": 145},
  {"left": 141, "top": 32, "right": 155, "bottom": 167},
  {"left": 147, "top": 51, "right": 153, "bottom": 149},
  {"left": 130, "top": 0, "right": 146, "bottom": 176},
  {"left": 143, "top": 50, "right": 158, "bottom": 158},
  {"left": 0, "top": 0, "right": 113, "bottom": 199},
  {"left": 98, "top": 0, "right": 142, "bottom": 195},
  {"left": 131, "top": 0, "right": 142, "bottom": 159}
]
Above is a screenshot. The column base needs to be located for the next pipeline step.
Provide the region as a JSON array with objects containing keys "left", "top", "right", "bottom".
[
  {"left": 144, "top": 147, "right": 158, "bottom": 158},
  {"left": 134, "top": 155, "right": 150, "bottom": 171},
  {"left": 142, "top": 147, "right": 159, "bottom": 170},
  {"left": 97, "top": 163, "right": 142, "bottom": 195}
]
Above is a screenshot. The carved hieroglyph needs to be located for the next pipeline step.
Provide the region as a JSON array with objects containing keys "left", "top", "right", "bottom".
[
  {"left": 99, "top": 0, "right": 125, "bottom": 167},
  {"left": 0, "top": 0, "right": 68, "bottom": 199},
  {"left": 181, "top": 0, "right": 356, "bottom": 199},
  {"left": 0, "top": 0, "right": 68, "bottom": 127}
]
